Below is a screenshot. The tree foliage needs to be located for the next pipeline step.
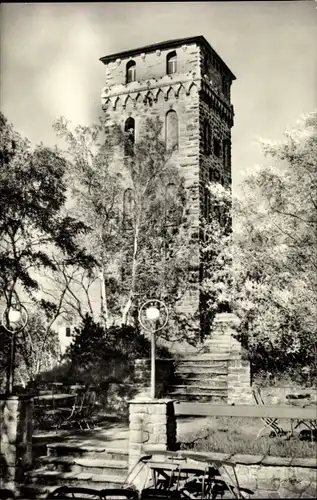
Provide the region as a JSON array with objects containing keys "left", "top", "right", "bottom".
[
  {"left": 0, "top": 112, "right": 97, "bottom": 389},
  {"left": 0, "top": 112, "right": 94, "bottom": 316},
  {"left": 0, "top": 312, "right": 59, "bottom": 390},
  {"left": 203, "top": 111, "right": 317, "bottom": 380},
  {"left": 53, "top": 116, "right": 196, "bottom": 341}
]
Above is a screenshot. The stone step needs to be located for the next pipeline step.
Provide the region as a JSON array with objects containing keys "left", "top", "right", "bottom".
[
  {"left": 202, "top": 343, "right": 230, "bottom": 349},
  {"left": 173, "top": 378, "right": 228, "bottom": 388},
  {"left": 175, "top": 365, "right": 228, "bottom": 374},
  {"left": 199, "top": 351, "right": 230, "bottom": 355},
  {"left": 202, "top": 348, "right": 230, "bottom": 352},
  {"left": 169, "top": 385, "right": 227, "bottom": 395},
  {"left": 169, "top": 391, "right": 226, "bottom": 403},
  {"left": 175, "top": 364, "right": 227, "bottom": 373},
  {"left": 178, "top": 355, "right": 231, "bottom": 362},
  {"left": 204, "top": 338, "right": 231, "bottom": 343},
  {"left": 47, "top": 443, "right": 128, "bottom": 460},
  {"left": 35, "top": 455, "right": 128, "bottom": 475},
  {"left": 204, "top": 345, "right": 239, "bottom": 352},
  {"left": 205, "top": 337, "right": 232, "bottom": 342},
  {"left": 25, "top": 468, "right": 126, "bottom": 488},
  {"left": 175, "top": 360, "right": 229, "bottom": 366}
]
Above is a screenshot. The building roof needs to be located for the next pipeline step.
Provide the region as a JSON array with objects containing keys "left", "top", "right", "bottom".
[{"left": 99, "top": 35, "right": 236, "bottom": 80}]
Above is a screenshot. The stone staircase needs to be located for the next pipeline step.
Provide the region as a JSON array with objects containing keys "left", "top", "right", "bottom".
[
  {"left": 168, "top": 354, "right": 229, "bottom": 402},
  {"left": 20, "top": 442, "right": 129, "bottom": 499},
  {"left": 168, "top": 314, "right": 249, "bottom": 404}
]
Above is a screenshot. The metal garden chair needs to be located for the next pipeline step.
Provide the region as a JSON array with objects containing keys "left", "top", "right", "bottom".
[
  {"left": 58, "top": 386, "right": 97, "bottom": 430},
  {"left": 252, "top": 387, "right": 286, "bottom": 440}
]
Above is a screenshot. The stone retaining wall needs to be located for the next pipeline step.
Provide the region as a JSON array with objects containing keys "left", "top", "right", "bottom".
[
  {"left": 128, "top": 399, "right": 317, "bottom": 498},
  {"left": 185, "top": 451, "right": 317, "bottom": 499}
]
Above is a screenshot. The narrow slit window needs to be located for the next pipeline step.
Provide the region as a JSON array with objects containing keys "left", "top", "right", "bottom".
[
  {"left": 124, "top": 117, "right": 135, "bottom": 156},
  {"left": 165, "top": 182, "right": 179, "bottom": 227},
  {"left": 165, "top": 110, "right": 179, "bottom": 151}
]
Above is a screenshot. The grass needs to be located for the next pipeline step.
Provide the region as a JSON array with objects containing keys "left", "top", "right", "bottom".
[{"left": 180, "top": 417, "right": 316, "bottom": 458}]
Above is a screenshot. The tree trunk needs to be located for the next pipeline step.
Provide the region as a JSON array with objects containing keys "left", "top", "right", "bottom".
[
  {"left": 100, "top": 263, "right": 109, "bottom": 329},
  {"left": 17, "top": 371, "right": 26, "bottom": 388},
  {"left": 121, "top": 217, "right": 140, "bottom": 325}
]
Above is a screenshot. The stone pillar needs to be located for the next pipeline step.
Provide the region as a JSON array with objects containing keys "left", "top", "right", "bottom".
[
  {"left": 128, "top": 398, "right": 177, "bottom": 472},
  {"left": 227, "top": 357, "right": 253, "bottom": 405},
  {"left": 0, "top": 394, "right": 34, "bottom": 496},
  {"left": 206, "top": 312, "right": 253, "bottom": 404}
]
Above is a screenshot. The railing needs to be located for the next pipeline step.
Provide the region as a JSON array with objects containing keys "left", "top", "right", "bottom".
[{"left": 174, "top": 402, "right": 317, "bottom": 420}]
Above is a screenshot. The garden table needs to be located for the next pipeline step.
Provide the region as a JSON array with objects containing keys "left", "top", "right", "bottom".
[
  {"left": 286, "top": 394, "right": 317, "bottom": 441},
  {"left": 36, "top": 393, "right": 76, "bottom": 402},
  {"left": 34, "top": 393, "right": 76, "bottom": 430}
]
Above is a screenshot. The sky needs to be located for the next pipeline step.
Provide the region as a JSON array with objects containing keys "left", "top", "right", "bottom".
[{"left": 1, "top": 1, "right": 317, "bottom": 190}]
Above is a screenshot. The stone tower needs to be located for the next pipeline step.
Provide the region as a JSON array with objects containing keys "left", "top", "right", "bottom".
[{"left": 100, "top": 36, "right": 235, "bottom": 344}]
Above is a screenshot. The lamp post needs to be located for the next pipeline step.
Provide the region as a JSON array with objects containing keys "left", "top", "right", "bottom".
[
  {"left": 1, "top": 298, "right": 28, "bottom": 395},
  {"left": 138, "top": 299, "right": 168, "bottom": 399}
]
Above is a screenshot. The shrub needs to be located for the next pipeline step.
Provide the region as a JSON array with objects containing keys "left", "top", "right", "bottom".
[{"left": 64, "top": 314, "right": 170, "bottom": 386}]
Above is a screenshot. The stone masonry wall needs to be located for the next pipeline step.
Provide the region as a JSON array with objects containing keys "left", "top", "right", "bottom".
[
  {"left": 128, "top": 401, "right": 316, "bottom": 498},
  {"left": 101, "top": 38, "right": 235, "bottom": 339},
  {"left": 0, "top": 395, "right": 33, "bottom": 495},
  {"left": 103, "top": 43, "right": 200, "bottom": 88},
  {"left": 129, "top": 399, "right": 177, "bottom": 472},
  {"left": 103, "top": 66, "right": 201, "bottom": 216},
  {"left": 199, "top": 100, "right": 232, "bottom": 189},
  {"left": 185, "top": 451, "right": 317, "bottom": 499},
  {"left": 102, "top": 46, "right": 202, "bottom": 323},
  {"left": 227, "top": 358, "right": 253, "bottom": 405}
]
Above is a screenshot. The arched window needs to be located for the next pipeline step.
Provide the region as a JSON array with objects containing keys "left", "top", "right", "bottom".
[
  {"left": 165, "top": 183, "right": 179, "bottom": 227},
  {"left": 123, "top": 188, "right": 134, "bottom": 229},
  {"left": 126, "top": 60, "right": 136, "bottom": 83},
  {"left": 165, "top": 110, "right": 179, "bottom": 151},
  {"left": 124, "top": 117, "right": 135, "bottom": 156},
  {"left": 166, "top": 51, "right": 177, "bottom": 75}
]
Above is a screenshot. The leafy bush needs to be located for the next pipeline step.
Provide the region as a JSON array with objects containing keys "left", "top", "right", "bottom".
[{"left": 64, "top": 314, "right": 170, "bottom": 386}]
